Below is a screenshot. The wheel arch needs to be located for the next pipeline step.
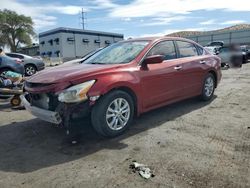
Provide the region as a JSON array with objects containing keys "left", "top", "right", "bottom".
[
  {"left": 208, "top": 70, "right": 217, "bottom": 88},
  {"left": 24, "top": 63, "right": 37, "bottom": 70},
  {"left": 109, "top": 86, "right": 138, "bottom": 115}
]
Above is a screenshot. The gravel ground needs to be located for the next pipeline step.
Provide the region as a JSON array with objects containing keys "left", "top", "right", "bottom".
[{"left": 0, "top": 64, "right": 249, "bottom": 188}]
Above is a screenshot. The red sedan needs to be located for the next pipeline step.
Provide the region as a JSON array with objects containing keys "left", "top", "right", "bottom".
[{"left": 21, "top": 37, "right": 221, "bottom": 137}]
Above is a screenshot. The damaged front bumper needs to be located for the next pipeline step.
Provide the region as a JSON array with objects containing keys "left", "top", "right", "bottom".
[
  {"left": 21, "top": 93, "right": 92, "bottom": 127},
  {"left": 20, "top": 95, "right": 62, "bottom": 124}
]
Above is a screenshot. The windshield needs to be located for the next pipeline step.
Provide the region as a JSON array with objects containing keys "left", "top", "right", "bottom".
[{"left": 85, "top": 41, "right": 149, "bottom": 64}]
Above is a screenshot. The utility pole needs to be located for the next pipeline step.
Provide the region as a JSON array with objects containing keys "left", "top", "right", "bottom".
[{"left": 81, "top": 8, "right": 85, "bottom": 30}]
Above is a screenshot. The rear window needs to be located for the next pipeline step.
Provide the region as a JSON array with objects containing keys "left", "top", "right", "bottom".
[{"left": 176, "top": 41, "right": 198, "bottom": 58}]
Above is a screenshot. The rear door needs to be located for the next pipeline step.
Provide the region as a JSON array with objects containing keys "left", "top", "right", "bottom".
[
  {"left": 175, "top": 40, "right": 208, "bottom": 96},
  {"left": 140, "top": 40, "right": 184, "bottom": 109}
]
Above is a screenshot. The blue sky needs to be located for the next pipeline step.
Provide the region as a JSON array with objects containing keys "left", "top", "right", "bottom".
[{"left": 1, "top": 0, "right": 250, "bottom": 38}]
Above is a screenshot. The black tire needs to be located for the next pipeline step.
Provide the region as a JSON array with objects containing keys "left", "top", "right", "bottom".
[
  {"left": 25, "top": 64, "right": 37, "bottom": 76},
  {"left": 200, "top": 73, "right": 215, "bottom": 101},
  {"left": 10, "top": 95, "right": 21, "bottom": 107},
  {"left": 91, "top": 90, "right": 134, "bottom": 137}
]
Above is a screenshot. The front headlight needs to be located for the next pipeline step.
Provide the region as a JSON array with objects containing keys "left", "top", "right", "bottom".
[{"left": 58, "top": 80, "right": 95, "bottom": 103}]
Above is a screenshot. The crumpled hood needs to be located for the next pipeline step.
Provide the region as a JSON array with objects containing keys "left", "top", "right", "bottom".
[{"left": 27, "top": 63, "right": 120, "bottom": 84}]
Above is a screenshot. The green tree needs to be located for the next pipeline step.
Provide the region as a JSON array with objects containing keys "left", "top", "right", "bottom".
[{"left": 0, "top": 9, "right": 36, "bottom": 52}]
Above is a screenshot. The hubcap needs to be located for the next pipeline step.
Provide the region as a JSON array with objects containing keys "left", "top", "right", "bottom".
[
  {"left": 106, "top": 98, "right": 130, "bottom": 131},
  {"left": 204, "top": 77, "right": 214, "bottom": 97},
  {"left": 26, "top": 66, "right": 36, "bottom": 76}
]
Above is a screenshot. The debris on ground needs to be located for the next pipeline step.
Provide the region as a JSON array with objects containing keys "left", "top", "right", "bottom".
[
  {"left": 129, "top": 161, "right": 155, "bottom": 179},
  {"left": 71, "top": 140, "right": 78, "bottom": 145}
]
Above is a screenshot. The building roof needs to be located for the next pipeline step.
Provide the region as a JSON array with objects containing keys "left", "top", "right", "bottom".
[{"left": 39, "top": 27, "right": 124, "bottom": 38}]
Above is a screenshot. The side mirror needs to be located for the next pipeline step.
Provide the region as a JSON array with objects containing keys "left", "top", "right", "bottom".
[{"left": 142, "top": 55, "right": 164, "bottom": 65}]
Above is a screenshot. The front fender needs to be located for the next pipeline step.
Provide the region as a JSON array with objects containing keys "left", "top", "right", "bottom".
[{"left": 88, "top": 71, "right": 143, "bottom": 115}]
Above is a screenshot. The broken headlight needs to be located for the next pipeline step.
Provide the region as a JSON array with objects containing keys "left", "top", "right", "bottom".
[{"left": 58, "top": 80, "right": 95, "bottom": 103}]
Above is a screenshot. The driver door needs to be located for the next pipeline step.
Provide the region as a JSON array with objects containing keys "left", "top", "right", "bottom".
[{"left": 140, "top": 40, "right": 184, "bottom": 109}]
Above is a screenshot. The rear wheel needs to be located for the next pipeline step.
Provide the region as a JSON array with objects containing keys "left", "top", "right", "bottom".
[
  {"left": 91, "top": 90, "right": 134, "bottom": 137},
  {"left": 25, "top": 65, "right": 37, "bottom": 76},
  {"left": 200, "top": 73, "right": 215, "bottom": 101}
]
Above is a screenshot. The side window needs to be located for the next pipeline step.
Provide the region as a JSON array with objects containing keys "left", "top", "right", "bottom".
[
  {"left": 7, "top": 54, "right": 23, "bottom": 59},
  {"left": 176, "top": 41, "right": 198, "bottom": 58},
  {"left": 147, "top": 41, "right": 176, "bottom": 60},
  {"left": 16, "top": 55, "right": 24, "bottom": 59}
]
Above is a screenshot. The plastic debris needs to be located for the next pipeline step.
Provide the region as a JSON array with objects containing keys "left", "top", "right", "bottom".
[
  {"left": 71, "top": 140, "right": 78, "bottom": 145},
  {"left": 129, "top": 162, "right": 155, "bottom": 179}
]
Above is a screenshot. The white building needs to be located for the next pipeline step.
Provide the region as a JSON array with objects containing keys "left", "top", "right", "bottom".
[{"left": 39, "top": 27, "right": 124, "bottom": 61}]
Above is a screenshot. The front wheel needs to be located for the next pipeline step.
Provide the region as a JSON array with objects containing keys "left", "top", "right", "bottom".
[
  {"left": 91, "top": 90, "right": 134, "bottom": 137},
  {"left": 200, "top": 73, "right": 215, "bottom": 101}
]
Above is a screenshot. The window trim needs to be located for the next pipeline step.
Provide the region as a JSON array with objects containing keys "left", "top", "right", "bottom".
[{"left": 195, "top": 45, "right": 204, "bottom": 56}]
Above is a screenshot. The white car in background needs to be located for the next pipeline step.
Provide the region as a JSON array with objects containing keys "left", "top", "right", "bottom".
[
  {"left": 204, "top": 46, "right": 219, "bottom": 55},
  {"left": 62, "top": 48, "right": 103, "bottom": 66}
]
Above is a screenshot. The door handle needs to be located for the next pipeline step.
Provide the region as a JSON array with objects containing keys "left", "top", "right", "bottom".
[
  {"left": 200, "top": 60, "right": 206, "bottom": 64},
  {"left": 174, "top": 65, "right": 182, "bottom": 70}
]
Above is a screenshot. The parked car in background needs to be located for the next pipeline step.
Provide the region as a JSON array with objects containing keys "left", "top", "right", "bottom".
[
  {"left": 217, "top": 46, "right": 243, "bottom": 67},
  {"left": 240, "top": 45, "right": 250, "bottom": 63},
  {"left": 62, "top": 48, "right": 104, "bottom": 66},
  {"left": 204, "top": 41, "right": 224, "bottom": 56},
  {"left": 204, "top": 46, "right": 219, "bottom": 55},
  {"left": 21, "top": 37, "right": 221, "bottom": 137},
  {"left": 5, "top": 53, "right": 45, "bottom": 76},
  {"left": 0, "top": 55, "right": 24, "bottom": 75},
  {"left": 206, "top": 41, "right": 224, "bottom": 47}
]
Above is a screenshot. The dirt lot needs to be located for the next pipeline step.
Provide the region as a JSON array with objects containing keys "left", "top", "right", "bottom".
[{"left": 0, "top": 64, "right": 250, "bottom": 188}]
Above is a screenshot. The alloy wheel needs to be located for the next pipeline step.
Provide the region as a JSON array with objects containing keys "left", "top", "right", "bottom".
[
  {"left": 204, "top": 77, "right": 214, "bottom": 97},
  {"left": 106, "top": 98, "right": 131, "bottom": 131},
  {"left": 26, "top": 66, "right": 36, "bottom": 76}
]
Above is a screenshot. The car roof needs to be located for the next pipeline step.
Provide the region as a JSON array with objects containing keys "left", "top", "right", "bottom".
[{"left": 125, "top": 36, "right": 197, "bottom": 43}]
